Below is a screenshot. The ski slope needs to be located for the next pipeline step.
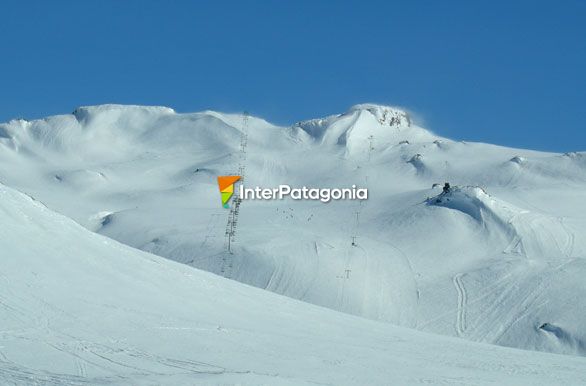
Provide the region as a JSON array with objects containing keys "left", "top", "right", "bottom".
[
  {"left": 2, "top": 182, "right": 586, "bottom": 385},
  {"left": 1, "top": 103, "right": 586, "bottom": 358}
]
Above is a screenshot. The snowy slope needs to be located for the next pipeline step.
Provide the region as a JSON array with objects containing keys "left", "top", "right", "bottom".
[
  {"left": 1, "top": 104, "right": 586, "bottom": 358},
  {"left": 2, "top": 182, "right": 586, "bottom": 385}
]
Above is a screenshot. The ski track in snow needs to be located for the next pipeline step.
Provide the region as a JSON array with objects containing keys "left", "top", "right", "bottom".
[
  {"left": 559, "top": 216, "right": 575, "bottom": 258},
  {"left": 453, "top": 273, "right": 467, "bottom": 337}
]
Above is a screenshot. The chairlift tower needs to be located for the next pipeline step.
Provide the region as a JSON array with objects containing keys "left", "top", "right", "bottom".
[{"left": 221, "top": 112, "right": 250, "bottom": 276}]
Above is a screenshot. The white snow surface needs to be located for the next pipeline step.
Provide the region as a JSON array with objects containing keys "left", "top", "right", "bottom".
[
  {"left": 1, "top": 103, "right": 586, "bottom": 383},
  {"left": 2, "top": 182, "right": 586, "bottom": 385}
]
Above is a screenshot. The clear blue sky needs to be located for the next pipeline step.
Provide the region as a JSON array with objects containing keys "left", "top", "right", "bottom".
[{"left": 1, "top": 1, "right": 584, "bottom": 151}]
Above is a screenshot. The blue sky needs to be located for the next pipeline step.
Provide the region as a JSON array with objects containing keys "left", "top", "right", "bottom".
[{"left": 1, "top": 0, "right": 584, "bottom": 151}]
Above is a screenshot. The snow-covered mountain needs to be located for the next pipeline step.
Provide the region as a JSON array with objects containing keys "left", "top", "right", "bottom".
[
  {"left": 1, "top": 103, "right": 586, "bottom": 373},
  {"left": 4, "top": 181, "right": 586, "bottom": 385}
]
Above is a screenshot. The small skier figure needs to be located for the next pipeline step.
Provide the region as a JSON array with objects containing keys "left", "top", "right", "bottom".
[{"left": 443, "top": 182, "right": 451, "bottom": 194}]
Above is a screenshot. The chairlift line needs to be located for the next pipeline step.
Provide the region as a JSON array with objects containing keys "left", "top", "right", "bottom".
[{"left": 222, "top": 112, "right": 250, "bottom": 275}]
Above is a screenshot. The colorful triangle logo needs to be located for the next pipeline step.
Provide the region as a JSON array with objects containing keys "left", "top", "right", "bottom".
[{"left": 217, "top": 176, "right": 241, "bottom": 208}]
